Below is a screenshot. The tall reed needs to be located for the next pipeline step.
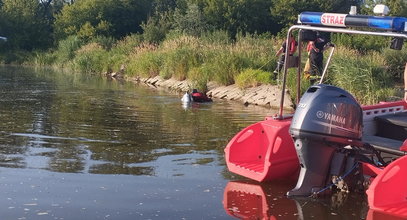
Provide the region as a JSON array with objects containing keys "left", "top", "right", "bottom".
[{"left": 329, "top": 47, "right": 396, "bottom": 105}]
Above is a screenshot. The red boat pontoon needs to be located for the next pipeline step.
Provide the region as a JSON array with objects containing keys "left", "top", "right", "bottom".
[
  {"left": 225, "top": 8, "right": 407, "bottom": 218},
  {"left": 225, "top": 117, "right": 298, "bottom": 182}
]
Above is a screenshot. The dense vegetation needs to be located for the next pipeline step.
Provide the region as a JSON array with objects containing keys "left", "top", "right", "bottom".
[{"left": 0, "top": 0, "right": 406, "bottom": 105}]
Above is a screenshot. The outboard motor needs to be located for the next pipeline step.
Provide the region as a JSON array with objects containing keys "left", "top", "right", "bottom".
[{"left": 287, "top": 84, "right": 363, "bottom": 197}]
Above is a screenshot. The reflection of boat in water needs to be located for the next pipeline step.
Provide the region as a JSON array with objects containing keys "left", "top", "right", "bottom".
[
  {"left": 367, "top": 209, "right": 407, "bottom": 220},
  {"left": 223, "top": 181, "right": 406, "bottom": 219},
  {"left": 224, "top": 6, "right": 407, "bottom": 219},
  {"left": 223, "top": 180, "right": 297, "bottom": 219},
  {"left": 223, "top": 180, "right": 372, "bottom": 219}
]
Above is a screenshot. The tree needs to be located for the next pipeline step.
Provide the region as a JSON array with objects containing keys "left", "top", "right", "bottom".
[
  {"left": 192, "top": 0, "right": 276, "bottom": 36},
  {"left": 0, "top": 0, "right": 53, "bottom": 50},
  {"left": 54, "top": 0, "right": 152, "bottom": 41},
  {"left": 361, "top": 0, "right": 407, "bottom": 16},
  {"left": 173, "top": 3, "right": 208, "bottom": 36},
  {"left": 141, "top": 11, "right": 173, "bottom": 43},
  {"left": 152, "top": 0, "right": 177, "bottom": 14},
  {"left": 271, "top": 0, "right": 362, "bottom": 28}
]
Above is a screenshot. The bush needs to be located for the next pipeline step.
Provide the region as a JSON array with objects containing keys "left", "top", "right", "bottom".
[
  {"left": 159, "top": 36, "right": 203, "bottom": 80},
  {"left": 285, "top": 68, "right": 312, "bottom": 105},
  {"left": 161, "top": 47, "right": 201, "bottom": 80},
  {"left": 382, "top": 47, "right": 407, "bottom": 79},
  {"left": 329, "top": 48, "right": 396, "bottom": 105},
  {"left": 104, "top": 53, "right": 127, "bottom": 73},
  {"left": 54, "top": 35, "right": 84, "bottom": 65},
  {"left": 332, "top": 33, "right": 388, "bottom": 52},
  {"left": 202, "top": 50, "right": 245, "bottom": 85},
  {"left": 126, "top": 49, "right": 163, "bottom": 77},
  {"left": 72, "top": 43, "right": 108, "bottom": 74},
  {"left": 233, "top": 34, "right": 277, "bottom": 73},
  {"left": 141, "top": 11, "right": 173, "bottom": 44},
  {"left": 201, "top": 30, "right": 231, "bottom": 45},
  {"left": 0, "top": 50, "right": 32, "bottom": 64},
  {"left": 33, "top": 51, "right": 57, "bottom": 66},
  {"left": 113, "top": 34, "right": 144, "bottom": 55},
  {"left": 235, "top": 68, "right": 272, "bottom": 88},
  {"left": 188, "top": 67, "right": 210, "bottom": 92},
  {"left": 91, "top": 35, "right": 116, "bottom": 50}
]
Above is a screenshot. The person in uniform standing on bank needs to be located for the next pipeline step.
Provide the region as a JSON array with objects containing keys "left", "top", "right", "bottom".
[
  {"left": 274, "top": 34, "right": 298, "bottom": 80},
  {"left": 309, "top": 34, "right": 328, "bottom": 77},
  {"left": 404, "top": 62, "right": 407, "bottom": 101}
]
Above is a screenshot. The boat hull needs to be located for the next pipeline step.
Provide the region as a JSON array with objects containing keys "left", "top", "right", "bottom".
[
  {"left": 367, "top": 155, "right": 407, "bottom": 217},
  {"left": 225, "top": 117, "right": 299, "bottom": 182}
]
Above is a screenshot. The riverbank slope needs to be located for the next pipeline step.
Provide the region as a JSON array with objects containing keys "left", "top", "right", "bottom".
[{"left": 124, "top": 74, "right": 294, "bottom": 110}]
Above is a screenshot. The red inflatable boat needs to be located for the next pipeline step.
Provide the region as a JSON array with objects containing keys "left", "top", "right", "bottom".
[{"left": 225, "top": 10, "right": 407, "bottom": 218}]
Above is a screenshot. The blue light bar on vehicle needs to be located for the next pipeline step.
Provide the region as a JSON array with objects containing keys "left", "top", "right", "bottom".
[{"left": 299, "top": 12, "right": 407, "bottom": 32}]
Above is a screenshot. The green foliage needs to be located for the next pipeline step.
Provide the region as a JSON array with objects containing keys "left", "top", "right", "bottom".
[
  {"left": 1, "top": 0, "right": 405, "bottom": 108},
  {"left": 33, "top": 51, "right": 57, "bottom": 66},
  {"left": 203, "top": 51, "right": 243, "bottom": 85},
  {"left": 152, "top": 0, "right": 177, "bottom": 13},
  {"left": 141, "top": 11, "right": 173, "bottom": 44},
  {"left": 332, "top": 33, "right": 389, "bottom": 52},
  {"left": 188, "top": 66, "right": 211, "bottom": 92},
  {"left": 200, "top": 30, "right": 231, "bottom": 45},
  {"left": 271, "top": 0, "right": 360, "bottom": 28},
  {"left": 0, "top": 0, "right": 53, "bottom": 50},
  {"left": 382, "top": 47, "right": 407, "bottom": 78},
  {"left": 329, "top": 48, "right": 396, "bottom": 105},
  {"left": 361, "top": 0, "right": 407, "bottom": 16},
  {"left": 0, "top": 49, "right": 32, "bottom": 64},
  {"left": 119, "top": 31, "right": 278, "bottom": 89},
  {"left": 54, "top": 35, "right": 83, "bottom": 65},
  {"left": 112, "top": 34, "right": 144, "bottom": 55},
  {"left": 286, "top": 69, "right": 312, "bottom": 105},
  {"left": 235, "top": 68, "right": 272, "bottom": 88},
  {"left": 234, "top": 33, "right": 277, "bottom": 72},
  {"left": 54, "top": 0, "right": 152, "bottom": 41},
  {"left": 90, "top": 35, "right": 116, "bottom": 50},
  {"left": 162, "top": 46, "right": 202, "bottom": 80},
  {"left": 199, "top": 0, "right": 276, "bottom": 36},
  {"left": 126, "top": 45, "right": 163, "bottom": 77},
  {"left": 173, "top": 3, "right": 209, "bottom": 36},
  {"left": 71, "top": 42, "right": 108, "bottom": 74}
]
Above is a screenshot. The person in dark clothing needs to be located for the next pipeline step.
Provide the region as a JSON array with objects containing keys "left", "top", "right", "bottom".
[
  {"left": 274, "top": 34, "right": 298, "bottom": 79},
  {"left": 309, "top": 35, "right": 328, "bottom": 76},
  {"left": 404, "top": 62, "right": 407, "bottom": 102}
]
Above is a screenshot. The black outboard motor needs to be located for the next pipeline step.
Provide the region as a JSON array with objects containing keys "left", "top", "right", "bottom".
[{"left": 287, "top": 84, "right": 363, "bottom": 197}]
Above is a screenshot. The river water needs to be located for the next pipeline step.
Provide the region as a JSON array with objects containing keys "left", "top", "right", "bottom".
[{"left": 0, "top": 66, "right": 373, "bottom": 219}]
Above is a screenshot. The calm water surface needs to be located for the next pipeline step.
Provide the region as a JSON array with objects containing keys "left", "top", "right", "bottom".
[{"left": 0, "top": 66, "right": 370, "bottom": 219}]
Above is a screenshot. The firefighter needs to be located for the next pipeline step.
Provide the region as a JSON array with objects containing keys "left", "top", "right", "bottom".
[{"left": 273, "top": 34, "right": 298, "bottom": 80}]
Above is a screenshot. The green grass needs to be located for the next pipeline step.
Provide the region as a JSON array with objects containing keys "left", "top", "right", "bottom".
[
  {"left": 126, "top": 47, "right": 163, "bottom": 78},
  {"left": 329, "top": 48, "right": 396, "bottom": 105},
  {"left": 27, "top": 32, "right": 406, "bottom": 106},
  {"left": 71, "top": 43, "right": 108, "bottom": 74},
  {"left": 235, "top": 68, "right": 273, "bottom": 88}
]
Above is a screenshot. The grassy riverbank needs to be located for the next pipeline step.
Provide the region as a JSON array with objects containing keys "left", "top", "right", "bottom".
[{"left": 31, "top": 32, "right": 407, "bottom": 105}]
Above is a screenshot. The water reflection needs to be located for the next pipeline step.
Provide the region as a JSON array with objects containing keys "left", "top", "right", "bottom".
[
  {"left": 0, "top": 66, "right": 272, "bottom": 177},
  {"left": 0, "top": 66, "right": 398, "bottom": 219},
  {"left": 223, "top": 180, "right": 382, "bottom": 220},
  {"left": 223, "top": 180, "right": 297, "bottom": 219}
]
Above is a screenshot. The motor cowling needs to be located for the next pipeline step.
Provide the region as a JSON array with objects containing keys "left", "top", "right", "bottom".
[
  {"left": 290, "top": 84, "right": 362, "bottom": 144},
  {"left": 287, "top": 84, "right": 363, "bottom": 197}
]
